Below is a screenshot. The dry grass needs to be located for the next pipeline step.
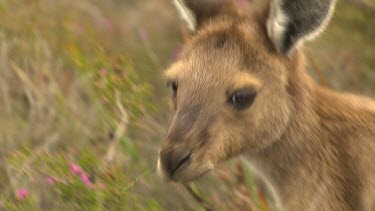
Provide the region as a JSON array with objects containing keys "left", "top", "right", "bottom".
[{"left": 0, "top": 0, "right": 374, "bottom": 210}]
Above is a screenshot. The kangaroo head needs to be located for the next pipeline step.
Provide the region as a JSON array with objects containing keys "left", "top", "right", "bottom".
[{"left": 158, "top": 0, "right": 335, "bottom": 183}]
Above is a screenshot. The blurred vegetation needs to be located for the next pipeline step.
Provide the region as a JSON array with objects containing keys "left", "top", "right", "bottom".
[{"left": 0, "top": 0, "right": 373, "bottom": 210}]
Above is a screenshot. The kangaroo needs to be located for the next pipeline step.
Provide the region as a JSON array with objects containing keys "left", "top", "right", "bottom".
[{"left": 157, "top": 0, "right": 375, "bottom": 210}]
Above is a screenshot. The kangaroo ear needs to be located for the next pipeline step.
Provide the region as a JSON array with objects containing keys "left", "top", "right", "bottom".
[
  {"left": 267, "top": 0, "right": 336, "bottom": 54},
  {"left": 173, "top": 0, "right": 234, "bottom": 32}
]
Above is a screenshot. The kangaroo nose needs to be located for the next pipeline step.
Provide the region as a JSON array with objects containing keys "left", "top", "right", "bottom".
[{"left": 160, "top": 149, "right": 192, "bottom": 178}]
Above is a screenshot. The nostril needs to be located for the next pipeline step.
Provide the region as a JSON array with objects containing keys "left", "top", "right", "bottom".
[
  {"left": 161, "top": 150, "right": 192, "bottom": 177},
  {"left": 173, "top": 151, "right": 192, "bottom": 174}
]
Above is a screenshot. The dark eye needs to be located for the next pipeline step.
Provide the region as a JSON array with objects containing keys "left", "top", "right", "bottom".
[
  {"left": 168, "top": 81, "right": 178, "bottom": 97},
  {"left": 229, "top": 88, "right": 256, "bottom": 110}
]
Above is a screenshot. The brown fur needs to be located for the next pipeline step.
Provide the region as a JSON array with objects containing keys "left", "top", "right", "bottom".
[{"left": 158, "top": 2, "right": 375, "bottom": 210}]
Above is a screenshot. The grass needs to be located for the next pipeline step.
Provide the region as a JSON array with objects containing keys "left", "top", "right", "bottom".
[{"left": 0, "top": 0, "right": 374, "bottom": 210}]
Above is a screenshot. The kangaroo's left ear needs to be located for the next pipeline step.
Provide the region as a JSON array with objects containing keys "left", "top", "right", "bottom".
[
  {"left": 267, "top": 0, "right": 336, "bottom": 55},
  {"left": 173, "top": 0, "right": 236, "bottom": 32}
]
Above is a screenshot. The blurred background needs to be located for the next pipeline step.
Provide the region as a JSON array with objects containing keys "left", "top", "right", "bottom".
[{"left": 0, "top": 0, "right": 374, "bottom": 210}]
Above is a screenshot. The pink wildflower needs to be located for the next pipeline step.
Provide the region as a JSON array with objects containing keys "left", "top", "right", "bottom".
[
  {"left": 104, "top": 18, "right": 115, "bottom": 30},
  {"left": 99, "top": 68, "right": 108, "bottom": 76},
  {"left": 46, "top": 177, "right": 55, "bottom": 185},
  {"left": 80, "top": 173, "right": 90, "bottom": 183},
  {"left": 80, "top": 173, "right": 94, "bottom": 189},
  {"left": 69, "top": 163, "right": 83, "bottom": 175},
  {"left": 17, "top": 189, "right": 28, "bottom": 200}
]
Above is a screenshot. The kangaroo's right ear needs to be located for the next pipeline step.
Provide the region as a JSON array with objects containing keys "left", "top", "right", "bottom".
[{"left": 173, "top": 0, "right": 235, "bottom": 32}]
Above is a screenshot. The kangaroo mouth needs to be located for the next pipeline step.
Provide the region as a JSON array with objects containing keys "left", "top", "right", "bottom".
[{"left": 157, "top": 157, "right": 214, "bottom": 183}]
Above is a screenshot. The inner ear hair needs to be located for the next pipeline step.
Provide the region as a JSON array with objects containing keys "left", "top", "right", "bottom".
[
  {"left": 267, "top": 0, "right": 336, "bottom": 55},
  {"left": 172, "top": 0, "right": 238, "bottom": 32},
  {"left": 173, "top": 0, "right": 197, "bottom": 31}
]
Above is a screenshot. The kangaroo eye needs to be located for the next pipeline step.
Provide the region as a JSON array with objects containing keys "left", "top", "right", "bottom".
[
  {"left": 172, "top": 82, "right": 178, "bottom": 97},
  {"left": 229, "top": 88, "right": 256, "bottom": 110},
  {"left": 168, "top": 81, "right": 178, "bottom": 97}
]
